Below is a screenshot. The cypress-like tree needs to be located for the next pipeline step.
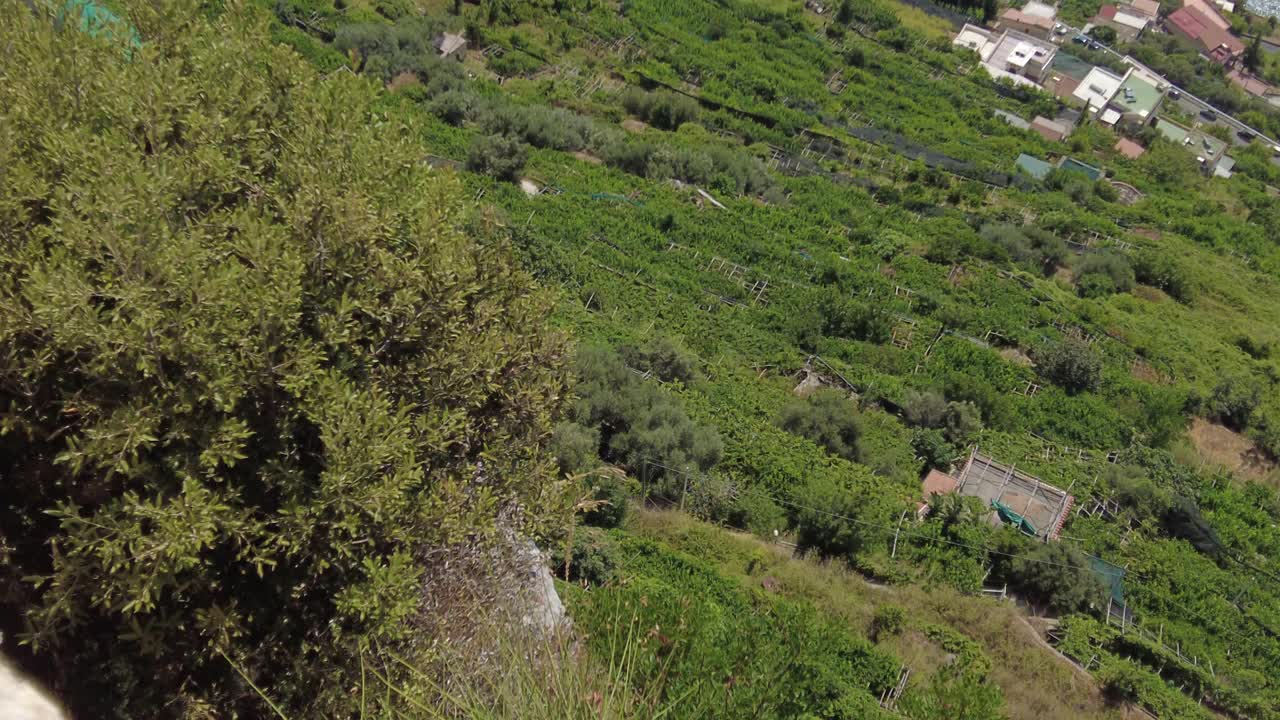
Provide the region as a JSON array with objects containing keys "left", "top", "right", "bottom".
[{"left": 0, "top": 2, "right": 569, "bottom": 716}]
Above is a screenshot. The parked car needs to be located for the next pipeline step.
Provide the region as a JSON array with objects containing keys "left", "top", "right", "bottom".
[
  {"left": 1238, "top": 129, "right": 1255, "bottom": 141},
  {"left": 1200, "top": 108, "right": 1218, "bottom": 121},
  {"left": 1072, "top": 34, "right": 1089, "bottom": 44},
  {"left": 1167, "top": 89, "right": 1181, "bottom": 100}
]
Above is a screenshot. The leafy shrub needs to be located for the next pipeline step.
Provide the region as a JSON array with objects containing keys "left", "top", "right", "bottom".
[
  {"left": 549, "top": 526, "right": 618, "bottom": 585},
  {"left": 1206, "top": 376, "right": 1261, "bottom": 430},
  {"left": 551, "top": 422, "right": 602, "bottom": 475},
  {"left": 1076, "top": 251, "right": 1135, "bottom": 296},
  {"left": 0, "top": 8, "right": 570, "bottom": 715},
  {"left": 1008, "top": 544, "right": 1107, "bottom": 614},
  {"left": 1161, "top": 496, "right": 1224, "bottom": 558},
  {"left": 1132, "top": 249, "right": 1193, "bottom": 302},
  {"left": 870, "top": 605, "right": 906, "bottom": 640},
  {"left": 778, "top": 389, "right": 863, "bottom": 462},
  {"left": 335, "top": 19, "right": 466, "bottom": 84},
  {"left": 1036, "top": 337, "right": 1103, "bottom": 394},
  {"left": 583, "top": 472, "right": 636, "bottom": 529},
  {"left": 621, "top": 88, "right": 700, "bottom": 130},
  {"left": 622, "top": 335, "right": 701, "bottom": 384},
  {"left": 903, "top": 390, "right": 948, "bottom": 428},
  {"left": 912, "top": 428, "right": 955, "bottom": 470},
  {"left": 466, "top": 133, "right": 529, "bottom": 180},
  {"left": 979, "top": 223, "right": 1067, "bottom": 275},
  {"left": 735, "top": 484, "right": 788, "bottom": 538},
  {"left": 570, "top": 347, "right": 722, "bottom": 487}
]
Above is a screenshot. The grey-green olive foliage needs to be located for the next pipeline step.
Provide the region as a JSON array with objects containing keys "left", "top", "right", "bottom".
[{"left": 0, "top": 4, "right": 569, "bottom": 716}]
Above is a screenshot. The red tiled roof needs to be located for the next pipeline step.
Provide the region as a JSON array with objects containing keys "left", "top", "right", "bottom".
[
  {"left": 1000, "top": 8, "right": 1055, "bottom": 30},
  {"left": 1052, "top": 75, "right": 1082, "bottom": 101},
  {"left": 1115, "top": 137, "right": 1146, "bottom": 159},
  {"left": 1031, "top": 116, "right": 1069, "bottom": 142},
  {"left": 1184, "top": 0, "right": 1230, "bottom": 30},
  {"left": 922, "top": 469, "right": 959, "bottom": 498},
  {"left": 1167, "top": 6, "right": 1207, "bottom": 40},
  {"left": 1199, "top": 23, "right": 1245, "bottom": 59},
  {"left": 1099, "top": 4, "right": 1118, "bottom": 19},
  {"left": 1129, "top": 0, "right": 1159, "bottom": 17}
]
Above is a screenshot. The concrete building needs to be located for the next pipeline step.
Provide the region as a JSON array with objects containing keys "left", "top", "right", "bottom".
[
  {"left": 1104, "top": 69, "right": 1164, "bottom": 127},
  {"left": 1155, "top": 116, "right": 1227, "bottom": 169},
  {"left": 953, "top": 25, "right": 1058, "bottom": 86},
  {"left": 1073, "top": 65, "right": 1125, "bottom": 111},
  {"left": 1115, "top": 137, "right": 1146, "bottom": 159},
  {"left": 1126, "top": 0, "right": 1160, "bottom": 18},
  {"left": 1016, "top": 153, "right": 1054, "bottom": 180},
  {"left": 1091, "top": 4, "right": 1150, "bottom": 42}
]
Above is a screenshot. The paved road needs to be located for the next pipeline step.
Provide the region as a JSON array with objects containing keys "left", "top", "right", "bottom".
[{"left": 1054, "top": 24, "right": 1280, "bottom": 160}]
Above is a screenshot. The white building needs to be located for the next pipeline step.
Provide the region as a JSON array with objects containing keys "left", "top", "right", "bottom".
[{"left": 1073, "top": 66, "right": 1125, "bottom": 111}]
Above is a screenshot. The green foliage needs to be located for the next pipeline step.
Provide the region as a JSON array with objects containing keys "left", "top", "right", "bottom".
[
  {"left": 1035, "top": 337, "right": 1103, "bottom": 394},
  {"left": 870, "top": 604, "right": 905, "bottom": 640},
  {"left": 898, "top": 664, "right": 1005, "bottom": 720},
  {"left": 552, "top": 421, "right": 603, "bottom": 474},
  {"left": 621, "top": 88, "right": 700, "bottom": 130},
  {"left": 564, "top": 536, "right": 900, "bottom": 718},
  {"left": 1161, "top": 495, "right": 1224, "bottom": 558},
  {"left": 570, "top": 347, "right": 722, "bottom": 487},
  {"left": 583, "top": 472, "right": 636, "bottom": 528},
  {"left": 1076, "top": 251, "right": 1134, "bottom": 297},
  {"left": 467, "top": 133, "right": 530, "bottom": 180},
  {"left": 979, "top": 224, "right": 1067, "bottom": 275},
  {"left": 778, "top": 389, "right": 863, "bottom": 462},
  {"left": 1205, "top": 376, "right": 1262, "bottom": 431},
  {"left": 622, "top": 334, "right": 701, "bottom": 384},
  {"left": 1007, "top": 544, "right": 1106, "bottom": 614},
  {"left": 0, "top": 5, "right": 569, "bottom": 716},
  {"left": 550, "top": 526, "right": 619, "bottom": 584}
]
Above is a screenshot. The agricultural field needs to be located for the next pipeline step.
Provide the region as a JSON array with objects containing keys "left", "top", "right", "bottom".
[
  {"left": 8, "top": 0, "right": 1280, "bottom": 716},
  {"left": 258, "top": 0, "right": 1280, "bottom": 715}
]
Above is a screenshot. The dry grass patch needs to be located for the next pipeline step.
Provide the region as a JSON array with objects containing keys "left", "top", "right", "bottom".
[{"left": 1188, "top": 417, "right": 1277, "bottom": 483}]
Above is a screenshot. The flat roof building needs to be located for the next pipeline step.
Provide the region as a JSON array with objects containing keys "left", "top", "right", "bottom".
[
  {"left": 1155, "top": 117, "right": 1227, "bottom": 167},
  {"left": 1107, "top": 69, "right": 1163, "bottom": 125},
  {"left": 1016, "top": 153, "right": 1054, "bottom": 180},
  {"left": 1074, "top": 66, "right": 1125, "bottom": 111}
]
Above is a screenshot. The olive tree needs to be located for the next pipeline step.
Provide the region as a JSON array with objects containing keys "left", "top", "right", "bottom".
[{"left": 0, "top": 4, "right": 569, "bottom": 716}]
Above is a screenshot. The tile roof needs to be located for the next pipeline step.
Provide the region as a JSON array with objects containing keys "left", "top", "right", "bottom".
[
  {"left": 1000, "top": 7, "right": 1056, "bottom": 30},
  {"left": 1031, "top": 116, "right": 1069, "bottom": 141},
  {"left": 1115, "top": 137, "right": 1146, "bottom": 159},
  {"left": 1129, "top": 0, "right": 1159, "bottom": 16},
  {"left": 1167, "top": 6, "right": 1207, "bottom": 39},
  {"left": 1184, "top": 0, "right": 1230, "bottom": 30},
  {"left": 1099, "top": 4, "right": 1118, "bottom": 18}
]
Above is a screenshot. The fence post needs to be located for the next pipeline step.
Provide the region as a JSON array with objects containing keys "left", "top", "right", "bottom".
[{"left": 890, "top": 510, "right": 907, "bottom": 558}]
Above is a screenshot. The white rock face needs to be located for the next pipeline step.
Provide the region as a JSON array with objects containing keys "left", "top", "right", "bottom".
[
  {"left": 513, "top": 538, "right": 569, "bottom": 635},
  {"left": 0, "top": 658, "right": 67, "bottom": 720}
]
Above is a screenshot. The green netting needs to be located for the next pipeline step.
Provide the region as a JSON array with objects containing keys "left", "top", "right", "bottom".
[
  {"left": 992, "top": 500, "right": 1038, "bottom": 536},
  {"left": 57, "top": 0, "right": 141, "bottom": 49},
  {"left": 1089, "top": 555, "right": 1126, "bottom": 605}
]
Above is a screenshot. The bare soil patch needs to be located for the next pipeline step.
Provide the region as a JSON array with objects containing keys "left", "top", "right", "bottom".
[
  {"left": 572, "top": 150, "right": 603, "bottom": 165},
  {"left": 1189, "top": 417, "right": 1277, "bottom": 481},
  {"left": 621, "top": 118, "right": 648, "bottom": 133},
  {"left": 1000, "top": 347, "right": 1034, "bottom": 367}
]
